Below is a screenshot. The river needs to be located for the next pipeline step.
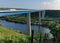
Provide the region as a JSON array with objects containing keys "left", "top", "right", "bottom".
[{"left": 0, "top": 20, "right": 50, "bottom": 34}]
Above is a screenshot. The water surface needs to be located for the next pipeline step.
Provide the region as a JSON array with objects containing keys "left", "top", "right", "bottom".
[{"left": 0, "top": 20, "right": 50, "bottom": 34}]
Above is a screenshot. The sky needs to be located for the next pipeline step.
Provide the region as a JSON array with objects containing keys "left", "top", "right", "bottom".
[{"left": 0, "top": 0, "right": 60, "bottom": 10}]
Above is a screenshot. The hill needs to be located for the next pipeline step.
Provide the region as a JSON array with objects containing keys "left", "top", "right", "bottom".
[
  {"left": 45, "top": 10, "right": 60, "bottom": 18},
  {"left": 31, "top": 10, "right": 60, "bottom": 18},
  {"left": 0, "top": 8, "right": 33, "bottom": 10},
  {"left": 0, "top": 26, "right": 28, "bottom": 43}
]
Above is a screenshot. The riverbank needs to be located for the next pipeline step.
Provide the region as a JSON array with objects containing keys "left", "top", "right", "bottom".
[
  {"left": 0, "top": 14, "right": 54, "bottom": 25},
  {"left": 0, "top": 14, "right": 38, "bottom": 25},
  {"left": 0, "top": 26, "right": 28, "bottom": 43},
  {"left": 0, "top": 25, "right": 50, "bottom": 43}
]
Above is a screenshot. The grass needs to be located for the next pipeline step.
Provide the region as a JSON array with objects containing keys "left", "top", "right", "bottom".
[{"left": 0, "top": 27, "right": 28, "bottom": 43}]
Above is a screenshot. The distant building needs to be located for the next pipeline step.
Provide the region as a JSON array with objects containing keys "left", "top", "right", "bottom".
[{"left": 10, "top": 9, "right": 16, "bottom": 11}]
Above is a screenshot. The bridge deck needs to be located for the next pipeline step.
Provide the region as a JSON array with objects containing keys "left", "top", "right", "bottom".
[
  {"left": 0, "top": 10, "right": 40, "bottom": 17},
  {"left": 0, "top": 10, "right": 30, "bottom": 12}
]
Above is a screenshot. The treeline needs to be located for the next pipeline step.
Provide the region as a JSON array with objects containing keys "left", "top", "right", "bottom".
[
  {"left": 31, "top": 10, "right": 60, "bottom": 18},
  {"left": 0, "top": 8, "right": 31, "bottom": 10},
  {"left": 45, "top": 10, "right": 60, "bottom": 18}
]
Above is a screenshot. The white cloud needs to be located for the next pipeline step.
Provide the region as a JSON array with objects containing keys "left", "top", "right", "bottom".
[
  {"left": 55, "top": 0, "right": 60, "bottom": 2},
  {"left": 40, "top": 0, "right": 60, "bottom": 10},
  {"left": 42, "top": 2, "right": 51, "bottom": 5}
]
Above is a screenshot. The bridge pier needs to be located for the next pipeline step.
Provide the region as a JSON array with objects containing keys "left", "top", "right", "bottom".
[
  {"left": 42, "top": 10, "right": 45, "bottom": 19},
  {"left": 38, "top": 10, "right": 45, "bottom": 34},
  {"left": 38, "top": 11, "right": 42, "bottom": 34},
  {"left": 38, "top": 10, "right": 45, "bottom": 43},
  {"left": 27, "top": 12, "right": 32, "bottom": 36},
  {"left": 26, "top": 10, "right": 45, "bottom": 36}
]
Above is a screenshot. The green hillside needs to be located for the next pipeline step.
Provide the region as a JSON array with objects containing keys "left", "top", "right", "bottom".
[
  {"left": 45, "top": 10, "right": 60, "bottom": 18},
  {"left": 0, "top": 26, "right": 28, "bottom": 43}
]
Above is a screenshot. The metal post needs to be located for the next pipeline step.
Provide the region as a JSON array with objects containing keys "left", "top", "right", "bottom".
[
  {"left": 31, "top": 30, "right": 34, "bottom": 43},
  {"left": 27, "top": 12, "right": 31, "bottom": 36}
]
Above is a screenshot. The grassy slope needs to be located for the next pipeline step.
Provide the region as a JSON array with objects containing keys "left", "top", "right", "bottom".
[{"left": 0, "top": 27, "right": 28, "bottom": 43}]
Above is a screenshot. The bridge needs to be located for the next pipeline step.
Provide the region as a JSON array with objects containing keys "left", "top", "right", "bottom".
[{"left": 0, "top": 9, "right": 45, "bottom": 36}]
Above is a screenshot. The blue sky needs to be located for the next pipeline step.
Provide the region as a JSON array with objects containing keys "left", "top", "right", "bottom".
[{"left": 0, "top": 0, "right": 60, "bottom": 10}]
